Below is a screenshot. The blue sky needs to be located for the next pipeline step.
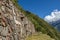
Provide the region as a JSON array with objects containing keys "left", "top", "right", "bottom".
[{"left": 18, "top": 0, "right": 60, "bottom": 18}]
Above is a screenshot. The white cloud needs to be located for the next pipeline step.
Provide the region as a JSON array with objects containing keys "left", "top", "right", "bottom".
[{"left": 44, "top": 9, "right": 60, "bottom": 23}]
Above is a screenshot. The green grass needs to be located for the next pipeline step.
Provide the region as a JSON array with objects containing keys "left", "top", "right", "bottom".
[
  {"left": 24, "top": 11, "right": 60, "bottom": 40},
  {"left": 26, "top": 32, "right": 55, "bottom": 40}
]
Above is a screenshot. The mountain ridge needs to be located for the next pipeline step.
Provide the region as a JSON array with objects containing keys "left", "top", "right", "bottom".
[
  {"left": 0, "top": 0, "right": 60, "bottom": 40},
  {"left": 24, "top": 11, "right": 60, "bottom": 40}
]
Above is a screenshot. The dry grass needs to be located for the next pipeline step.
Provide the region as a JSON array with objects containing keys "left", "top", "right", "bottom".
[{"left": 25, "top": 32, "right": 55, "bottom": 40}]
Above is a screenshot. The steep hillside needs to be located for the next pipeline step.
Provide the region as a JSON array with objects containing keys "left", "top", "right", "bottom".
[
  {"left": 0, "top": 0, "right": 60, "bottom": 40},
  {"left": 24, "top": 11, "right": 60, "bottom": 40}
]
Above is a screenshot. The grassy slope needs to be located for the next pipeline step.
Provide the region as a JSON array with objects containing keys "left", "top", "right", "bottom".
[
  {"left": 24, "top": 11, "right": 60, "bottom": 40},
  {"left": 25, "top": 32, "right": 55, "bottom": 40},
  {"left": 11, "top": 0, "right": 60, "bottom": 40}
]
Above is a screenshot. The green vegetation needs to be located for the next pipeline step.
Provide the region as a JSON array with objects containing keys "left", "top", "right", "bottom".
[
  {"left": 12, "top": 0, "right": 60, "bottom": 40},
  {"left": 11, "top": 0, "right": 24, "bottom": 12},
  {"left": 25, "top": 32, "right": 55, "bottom": 40},
  {"left": 24, "top": 11, "right": 60, "bottom": 40}
]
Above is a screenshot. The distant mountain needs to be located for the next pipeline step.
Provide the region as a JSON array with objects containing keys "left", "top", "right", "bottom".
[
  {"left": 44, "top": 9, "right": 60, "bottom": 32},
  {"left": 50, "top": 19, "right": 60, "bottom": 32}
]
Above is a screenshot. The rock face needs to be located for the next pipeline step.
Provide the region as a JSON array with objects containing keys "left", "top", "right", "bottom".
[{"left": 0, "top": 0, "right": 35, "bottom": 40}]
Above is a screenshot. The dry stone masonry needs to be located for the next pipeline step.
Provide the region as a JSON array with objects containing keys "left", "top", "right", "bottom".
[{"left": 0, "top": 0, "right": 35, "bottom": 40}]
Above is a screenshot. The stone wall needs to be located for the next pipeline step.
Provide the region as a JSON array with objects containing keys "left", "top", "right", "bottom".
[{"left": 0, "top": 0, "right": 35, "bottom": 40}]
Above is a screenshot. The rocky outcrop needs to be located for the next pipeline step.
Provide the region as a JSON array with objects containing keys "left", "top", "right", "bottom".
[{"left": 0, "top": 0, "right": 35, "bottom": 40}]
